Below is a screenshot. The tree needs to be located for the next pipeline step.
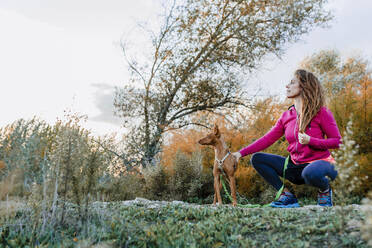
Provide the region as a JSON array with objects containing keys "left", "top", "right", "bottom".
[{"left": 114, "top": 0, "right": 332, "bottom": 167}]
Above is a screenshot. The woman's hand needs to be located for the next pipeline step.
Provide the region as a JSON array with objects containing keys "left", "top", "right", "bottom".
[
  {"left": 232, "top": 152, "right": 242, "bottom": 162},
  {"left": 298, "top": 132, "right": 310, "bottom": 145}
]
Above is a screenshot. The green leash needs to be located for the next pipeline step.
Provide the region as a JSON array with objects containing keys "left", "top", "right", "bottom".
[
  {"left": 219, "top": 156, "right": 289, "bottom": 208},
  {"left": 274, "top": 156, "right": 289, "bottom": 201}
]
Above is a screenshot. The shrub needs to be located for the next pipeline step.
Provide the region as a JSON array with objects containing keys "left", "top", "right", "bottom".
[
  {"left": 142, "top": 163, "right": 169, "bottom": 200},
  {"left": 0, "top": 118, "right": 53, "bottom": 195},
  {"left": 333, "top": 117, "right": 361, "bottom": 205},
  {"left": 169, "top": 150, "right": 213, "bottom": 202},
  {"left": 0, "top": 169, "right": 24, "bottom": 200},
  {"left": 97, "top": 173, "right": 145, "bottom": 201},
  {"left": 361, "top": 191, "right": 372, "bottom": 246}
]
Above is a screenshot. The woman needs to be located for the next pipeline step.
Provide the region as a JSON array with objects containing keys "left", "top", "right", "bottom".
[{"left": 233, "top": 69, "right": 341, "bottom": 208}]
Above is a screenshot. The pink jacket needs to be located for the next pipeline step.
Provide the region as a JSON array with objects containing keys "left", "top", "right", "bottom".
[{"left": 239, "top": 106, "right": 342, "bottom": 164}]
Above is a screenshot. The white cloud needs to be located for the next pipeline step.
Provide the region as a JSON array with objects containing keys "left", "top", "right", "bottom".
[
  {"left": 0, "top": 3, "right": 148, "bottom": 135},
  {"left": 90, "top": 83, "right": 122, "bottom": 125}
]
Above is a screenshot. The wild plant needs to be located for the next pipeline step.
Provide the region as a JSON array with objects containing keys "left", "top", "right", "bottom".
[
  {"left": 0, "top": 118, "right": 53, "bottom": 196},
  {"left": 50, "top": 112, "right": 109, "bottom": 232},
  {"left": 142, "top": 161, "right": 169, "bottom": 200},
  {"left": 168, "top": 150, "right": 213, "bottom": 202},
  {"left": 333, "top": 117, "right": 361, "bottom": 205},
  {"left": 333, "top": 117, "right": 362, "bottom": 231},
  {"left": 361, "top": 191, "right": 372, "bottom": 246}
]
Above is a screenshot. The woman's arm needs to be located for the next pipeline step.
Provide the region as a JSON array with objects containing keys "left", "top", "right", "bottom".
[
  {"left": 238, "top": 116, "right": 285, "bottom": 157},
  {"left": 308, "top": 108, "right": 342, "bottom": 150}
]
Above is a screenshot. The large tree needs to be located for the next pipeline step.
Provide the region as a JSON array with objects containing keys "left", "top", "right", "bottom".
[{"left": 114, "top": 0, "right": 332, "bottom": 167}]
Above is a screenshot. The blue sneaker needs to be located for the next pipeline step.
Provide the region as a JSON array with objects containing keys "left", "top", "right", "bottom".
[
  {"left": 270, "top": 191, "right": 300, "bottom": 208},
  {"left": 318, "top": 188, "right": 333, "bottom": 207}
]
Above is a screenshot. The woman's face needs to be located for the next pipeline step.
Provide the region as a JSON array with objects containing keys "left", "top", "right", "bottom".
[{"left": 286, "top": 76, "right": 301, "bottom": 98}]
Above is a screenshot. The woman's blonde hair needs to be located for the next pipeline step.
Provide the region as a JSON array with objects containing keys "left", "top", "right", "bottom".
[{"left": 295, "top": 69, "right": 325, "bottom": 132}]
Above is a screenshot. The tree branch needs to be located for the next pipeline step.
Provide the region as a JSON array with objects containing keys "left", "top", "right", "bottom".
[{"left": 164, "top": 122, "right": 211, "bottom": 131}]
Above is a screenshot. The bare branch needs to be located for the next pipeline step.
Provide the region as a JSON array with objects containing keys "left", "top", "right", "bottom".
[
  {"left": 120, "top": 43, "right": 147, "bottom": 85},
  {"left": 165, "top": 122, "right": 211, "bottom": 131}
]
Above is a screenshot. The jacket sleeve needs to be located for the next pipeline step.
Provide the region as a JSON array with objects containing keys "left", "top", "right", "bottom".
[
  {"left": 239, "top": 114, "right": 285, "bottom": 157},
  {"left": 308, "top": 108, "right": 342, "bottom": 150}
]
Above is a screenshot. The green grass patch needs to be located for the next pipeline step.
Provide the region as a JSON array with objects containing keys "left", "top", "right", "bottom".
[{"left": 0, "top": 201, "right": 368, "bottom": 247}]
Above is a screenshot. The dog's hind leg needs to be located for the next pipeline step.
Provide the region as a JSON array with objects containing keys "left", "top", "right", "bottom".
[
  {"left": 213, "top": 184, "right": 217, "bottom": 205},
  {"left": 219, "top": 176, "right": 223, "bottom": 192},
  {"left": 213, "top": 173, "right": 218, "bottom": 205}
]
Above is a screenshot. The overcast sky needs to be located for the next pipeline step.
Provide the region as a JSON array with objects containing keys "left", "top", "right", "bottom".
[{"left": 1, "top": 0, "right": 371, "bottom": 137}]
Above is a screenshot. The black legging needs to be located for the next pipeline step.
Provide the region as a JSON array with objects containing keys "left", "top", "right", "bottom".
[{"left": 250, "top": 152, "right": 338, "bottom": 192}]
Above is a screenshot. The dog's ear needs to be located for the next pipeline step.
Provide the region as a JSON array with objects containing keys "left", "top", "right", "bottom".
[{"left": 213, "top": 124, "right": 220, "bottom": 137}]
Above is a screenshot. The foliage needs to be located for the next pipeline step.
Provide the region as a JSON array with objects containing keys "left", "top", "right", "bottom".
[
  {"left": 114, "top": 0, "right": 332, "bottom": 167},
  {"left": 0, "top": 169, "right": 24, "bottom": 201},
  {"left": 142, "top": 150, "right": 213, "bottom": 202},
  {"left": 169, "top": 150, "right": 213, "bottom": 202},
  {"left": 0, "top": 201, "right": 368, "bottom": 247},
  {"left": 0, "top": 114, "right": 155, "bottom": 242},
  {"left": 0, "top": 117, "right": 54, "bottom": 196},
  {"left": 333, "top": 118, "right": 362, "bottom": 204},
  {"left": 97, "top": 173, "right": 145, "bottom": 202},
  {"left": 142, "top": 162, "right": 170, "bottom": 200}
]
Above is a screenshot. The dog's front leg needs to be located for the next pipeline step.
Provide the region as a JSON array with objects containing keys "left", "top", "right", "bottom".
[
  {"left": 213, "top": 168, "right": 223, "bottom": 205},
  {"left": 229, "top": 175, "right": 237, "bottom": 207},
  {"left": 214, "top": 174, "right": 223, "bottom": 205}
]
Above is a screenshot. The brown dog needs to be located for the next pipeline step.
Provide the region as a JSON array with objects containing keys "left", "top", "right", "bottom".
[{"left": 198, "top": 124, "right": 238, "bottom": 206}]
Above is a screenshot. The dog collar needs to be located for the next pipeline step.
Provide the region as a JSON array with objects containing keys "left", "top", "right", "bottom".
[{"left": 216, "top": 151, "right": 231, "bottom": 171}]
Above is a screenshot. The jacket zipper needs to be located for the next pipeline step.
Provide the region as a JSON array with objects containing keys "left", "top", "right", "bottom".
[{"left": 294, "top": 112, "right": 299, "bottom": 155}]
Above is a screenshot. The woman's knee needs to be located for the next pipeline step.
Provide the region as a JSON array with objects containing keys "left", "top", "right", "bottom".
[
  {"left": 250, "top": 152, "right": 265, "bottom": 168},
  {"left": 301, "top": 166, "right": 320, "bottom": 183},
  {"left": 302, "top": 161, "right": 338, "bottom": 182},
  {"left": 302, "top": 161, "right": 339, "bottom": 184},
  {"left": 327, "top": 164, "right": 338, "bottom": 181}
]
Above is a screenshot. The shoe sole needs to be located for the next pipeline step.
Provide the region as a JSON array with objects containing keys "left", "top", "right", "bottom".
[{"left": 270, "top": 202, "right": 300, "bottom": 208}]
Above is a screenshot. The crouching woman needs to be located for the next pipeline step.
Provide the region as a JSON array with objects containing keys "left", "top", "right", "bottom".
[{"left": 233, "top": 69, "right": 341, "bottom": 208}]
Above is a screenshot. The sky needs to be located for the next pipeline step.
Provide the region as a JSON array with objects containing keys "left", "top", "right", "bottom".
[{"left": 0, "top": 0, "right": 371, "bottom": 137}]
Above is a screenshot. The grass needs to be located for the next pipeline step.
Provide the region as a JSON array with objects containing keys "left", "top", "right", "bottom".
[{"left": 0, "top": 198, "right": 369, "bottom": 248}]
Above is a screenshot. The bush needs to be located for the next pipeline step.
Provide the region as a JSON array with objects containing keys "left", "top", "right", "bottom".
[
  {"left": 97, "top": 173, "right": 145, "bottom": 201},
  {"left": 333, "top": 118, "right": 361, "bottom": 205},
  {"left": 169, "top": 150, "right": 213, "bottom": 202},
  {"left": 362, "top": 191, "right": 372, "bottom": 246},
  {"left": 141, "top": 150, "right": 214, "bottom": 203},
  {"left": 142, "top": 163, "right": 169, "bottom": 200},
  {"left": 0, "top": 169, "right": 24, "bottom": 200}
]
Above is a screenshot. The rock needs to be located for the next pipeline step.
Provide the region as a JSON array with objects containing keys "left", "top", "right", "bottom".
[
  {"left": 133, "top": 197, "right": 152, "bottom": 204},
  {"left": 172, "top": 200, "right": 186, "bottom": 205},
  {"left": 115, "top": 198, "right": 365, "bottom": 213},
  {"left": 347, "top": 219, "right": 362, "bottom": 231}
]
